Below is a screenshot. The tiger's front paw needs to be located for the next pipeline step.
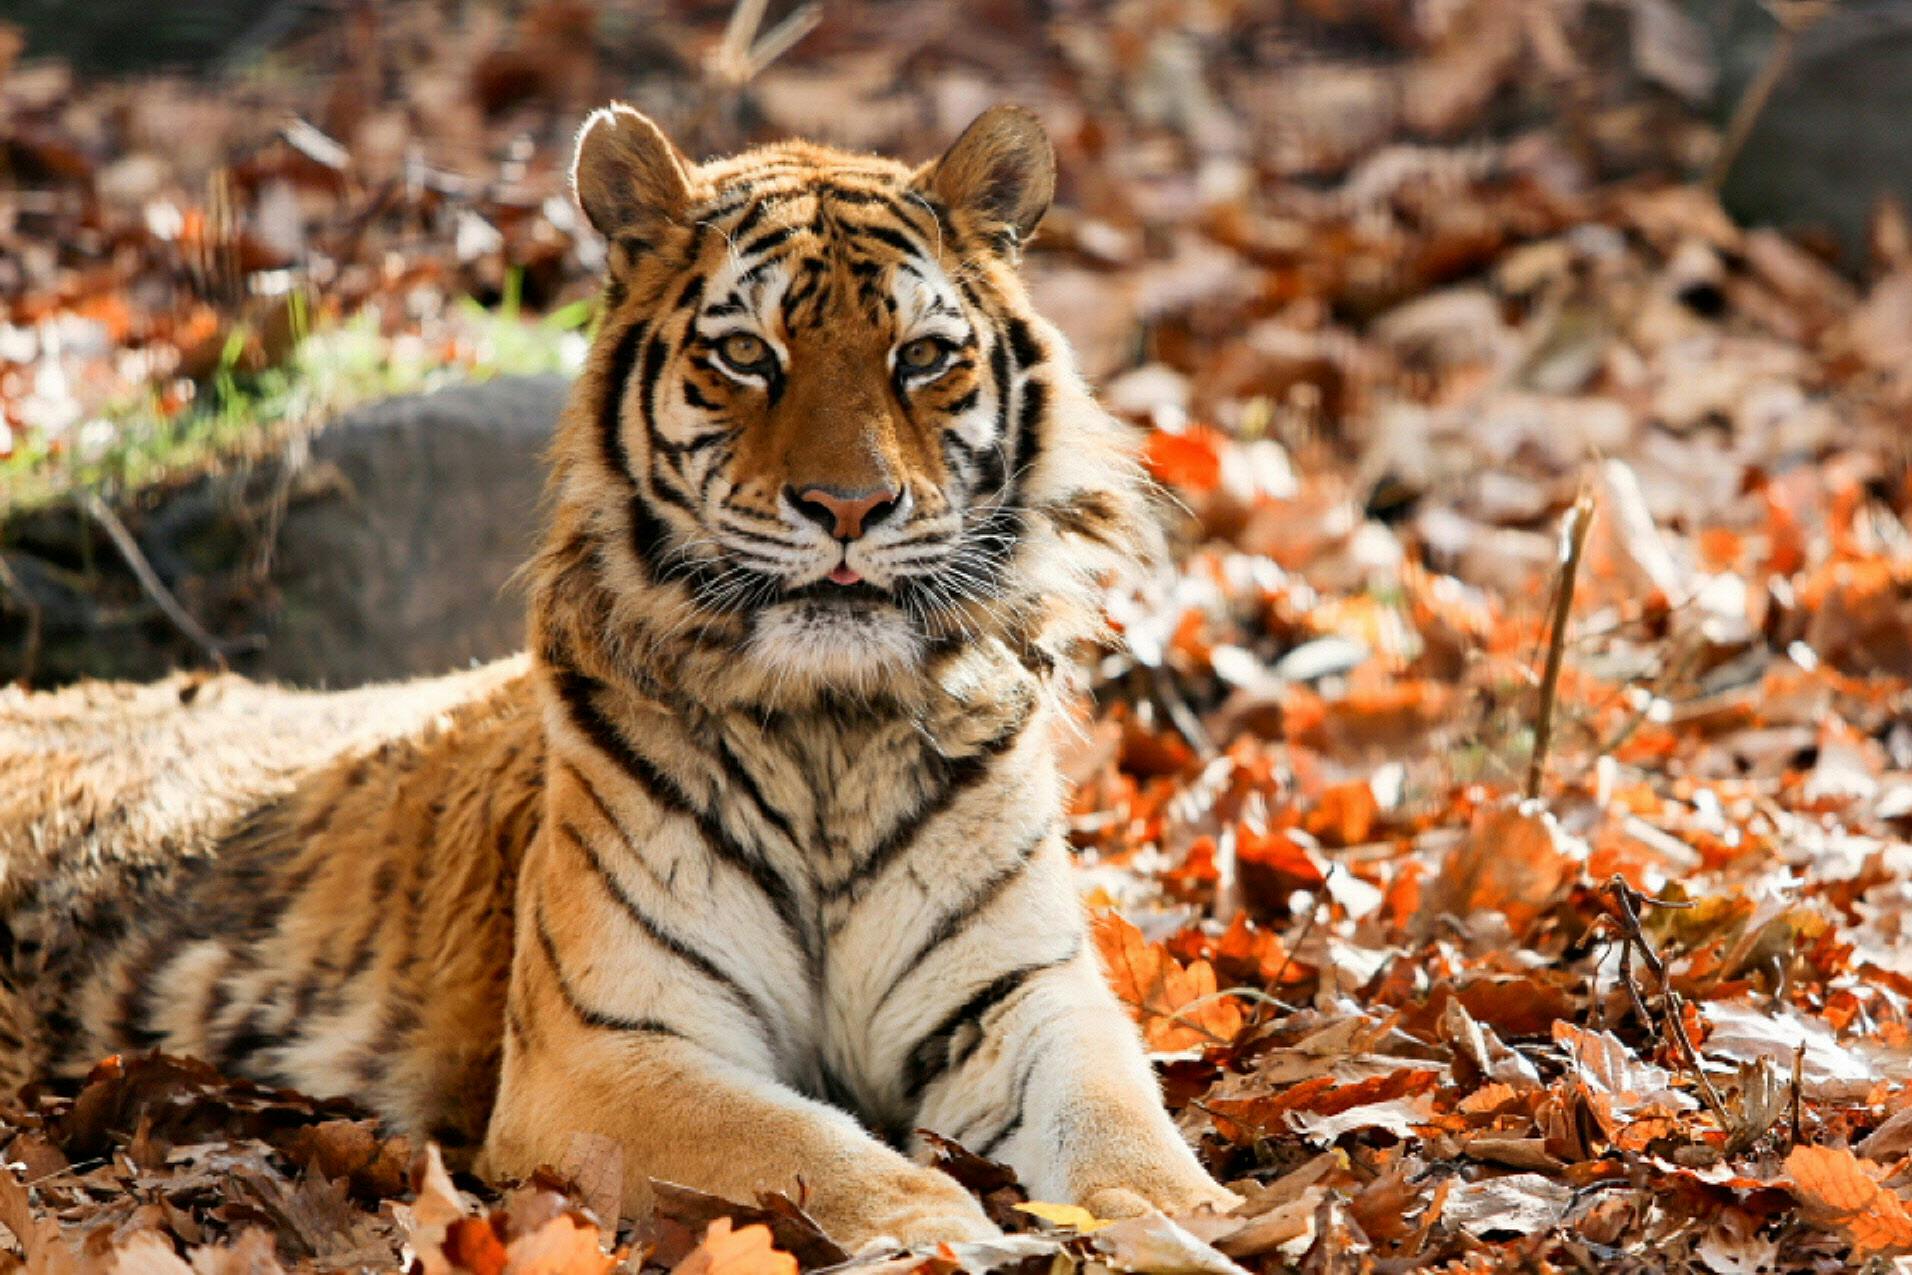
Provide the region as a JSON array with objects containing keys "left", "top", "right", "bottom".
[
  {"left": 1083, "top": 1178, "right": 1241, "bottom": 1223},
  {"left": 849, "top": 1170, "right": 1002, "bottom": 1250}
]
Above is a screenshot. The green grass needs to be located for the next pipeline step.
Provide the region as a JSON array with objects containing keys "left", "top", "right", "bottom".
[{"left": 0, "top": 292, "right": 596, "bottom": 515}]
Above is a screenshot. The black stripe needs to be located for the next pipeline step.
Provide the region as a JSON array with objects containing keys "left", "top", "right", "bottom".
[
  {"left": 901, "top": 949, "right": 1074, "bottom": 1099},
  {"left": 557, "top": 821, "right": 779, "bottom": 1039},
  {"left": 782, "top": 258, "right": 831, "bottom": 323},
  {"left": 853, "top": 223, "right": 927, "bottom": 259},
  {"left": 714, "top": 520, "right": 804, "bottom": 551},
  {"left": 653, "top": 427, "right": 731, "bottom": 459},
  {"left": 216, "top": 1015, "right": 286, "bottom": 1075},
  {"left": 987, "top": 336, "right": 1013, "bottom": 467},
  {"left": 728, "top": 197, "right": 772, "bottom": 240},
  {"left": 637, "top": 332, "right": 671, "bottom": 435},
  {"left": 627, "top": 493, "right": 674, "bottom": 580},
  {"left": 712, "top": 736, "right": 808, "bottom": 853},
  {"left": 550, "top": 666, "right": 812, "bottom": 952},
  {"left": 534, "top": 900, "right": 681, "bottom": 1037},
  {"left": 560, "top": 758, "right": 632, "bottom": 842},
  {"left": 598, "top": 320, "right": 648, "bottom": 481},
  {"left": 1010, "top": 378, "right": 1046, "bottom": 488},
  {"left": 872, "top": 826, "right": 1048, "bottom": 1014},
  {"left": 825, "top": 703, "right": 1031, "bottom": 903},
  {"left": 648, "top": 468, "right": 700, "bottom": 515},
  {"left": 741, "top": 225, "right": 797, "bottom": 257},
  {"left": 1004, "top": 316, "right": 1043, "bottom": 371},
  {"left": 738, "top": 260, "right": 778, "bottom": 291},
  {"left": 977, "top": 1029, "right": 1051, "bottom": 1157}
]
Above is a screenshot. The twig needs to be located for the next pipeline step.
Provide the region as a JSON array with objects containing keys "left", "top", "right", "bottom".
[
  {"left": 1789, "top": 1040, "right": 1805, "bottom": 1148},
  {"left": 1604, "top": 877, "right": 1733, "bottom": 1133},
  {"left": 1663, "top": 990, "right": 1734, "bottom": 1131},
  {"left": 1267, "top": 896, "right": 1323, "bottom": 995},
  {"left": 1526, "top": 491, "right": 1596, "bottom": 800},
  {"left": 80, "top": 491, "right": 232, "bottom": 670},
  {"left": 709, "top": 0, "right": 822, "bottom": 86},
  {"left": 1182, "top": 987, "right": 1299, "bottom": 1016},
  {"left": 1706, "top": 0, "right": 1836, "bottom": 192}
]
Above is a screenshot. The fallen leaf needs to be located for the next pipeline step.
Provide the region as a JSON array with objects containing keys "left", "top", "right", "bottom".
[
  {"left": 1015, "top": 1201, "right": 1113, "bottom": 1233},
  {"left": 1423, "top": 807, "right": 1578, "bottom": 938},
  {"left": 1092, "top": 1210, "right": 1251, "bottom": 1275},
  {"left": 670, "top": 1219, "right": 798, "bottom": 1275},
  {"left": 504, "top": 1214, "right": 616, "bottom": 1274},
  {"left": 1442, "top": 1174, "right": 1571, "bottom": 1238},
  {"left": 1094, "top": 912, "right": 1245, "bottom": 1051},
  {"left": 1786, "top": 1144, "right": 1912, "bottom": 1254}
]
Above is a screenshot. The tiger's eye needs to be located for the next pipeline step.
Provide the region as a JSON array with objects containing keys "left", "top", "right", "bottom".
[
  {"left": 899, "top": 338, "right": 946, "bottom": 372},
  {"left": 718, "top": 332, "right": 770, "bottom": 369}
]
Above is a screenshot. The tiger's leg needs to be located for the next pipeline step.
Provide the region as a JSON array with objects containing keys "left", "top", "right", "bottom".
[
  {"left": 914, "top": 948, "right": 1237, "bottom": 1219},
  {"left": 480, "top": 902, "right": 999, "bottom": 1249}
]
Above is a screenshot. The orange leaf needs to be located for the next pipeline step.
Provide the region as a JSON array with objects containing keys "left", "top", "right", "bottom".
[
  {"left": 507, "top": 1214, "right": 618, "bottom": 1275},
  {"left": 1236, "top": 828, "right": 1327, "bottom": 915},
  {"left": 1213, "top": 912, "right": 1298, "bottom": 986},
  {"left": 1093, "top": 912, "right": 1244, "bottom": 1051},
  {"left": 1143, "top": 426, "right": 1226, "bottom": 492},
  {"left": 1787, "top": 1144, "right": 1912, "bottom": 1254},
  {"left": 672, "top": 1220, "right": 799, "bottom": 1275},
  {"left": 445, "top": 1217, "right": 510, "bottom": 1275},
  {"left": 1206, "top": 1068, "right": 1440, "bottom": 1143},
  {"left": 1425, "top": 808, "right": 1576, "bottom": 937},
  {"left": 1306, "top": 780, "right": 1377, "bottom": 847}
]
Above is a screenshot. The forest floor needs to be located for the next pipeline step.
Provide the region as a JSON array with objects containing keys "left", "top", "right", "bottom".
[{"left": 5, "top": 2, "right": 1912, "bottom": 1272}]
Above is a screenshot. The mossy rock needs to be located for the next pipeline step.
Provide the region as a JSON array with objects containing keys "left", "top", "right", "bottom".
[{"left": 0, "top": 376, "right": 568, "bottom": 689}]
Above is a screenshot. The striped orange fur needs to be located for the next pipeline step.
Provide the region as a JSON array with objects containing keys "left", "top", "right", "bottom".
[{"left": 0, "top": 106, "right": 1234, "bottom": 1247}]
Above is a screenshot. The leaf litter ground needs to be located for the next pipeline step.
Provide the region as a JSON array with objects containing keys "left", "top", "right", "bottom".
[{"left": 5, "top": 1, "right": 1912, "bottom": 1271}]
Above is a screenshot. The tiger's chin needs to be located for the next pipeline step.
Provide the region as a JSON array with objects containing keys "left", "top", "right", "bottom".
[{"left": 746, "top": 598, "right": 925, "bottom": 688}]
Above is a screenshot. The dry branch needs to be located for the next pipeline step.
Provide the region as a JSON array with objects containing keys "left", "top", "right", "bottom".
[
  {"left": 80, "top": 491, "right": 234, "bottom": 669},
  {"left": 1526, "top": 491, "right": 1596, "bottom": 801}
]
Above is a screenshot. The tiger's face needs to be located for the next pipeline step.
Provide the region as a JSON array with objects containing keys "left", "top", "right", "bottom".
[{"left": 556, "top": 106, "right": 1143, "bottom": 692}]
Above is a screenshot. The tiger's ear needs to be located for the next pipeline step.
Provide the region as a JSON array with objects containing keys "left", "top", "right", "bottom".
[
  {"left": 919, "top": 105, "right": 1056, "bottom": 248},
  {"left": 571, "top": 104, "right": 692, "bottom": 244}
]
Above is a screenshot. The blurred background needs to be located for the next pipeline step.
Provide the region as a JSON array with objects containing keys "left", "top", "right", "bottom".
[{"left": 1, "top": 0, "right": 1908, "bottom": 687}]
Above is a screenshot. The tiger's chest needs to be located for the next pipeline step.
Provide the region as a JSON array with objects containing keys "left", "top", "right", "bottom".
[{"left": 698, "top": 699, "right": 1064, "bottom": 1134}]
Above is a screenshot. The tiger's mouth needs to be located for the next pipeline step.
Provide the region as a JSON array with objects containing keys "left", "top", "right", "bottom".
[{"left": 779, "top": 580, "right": 895, "bottom": 608}]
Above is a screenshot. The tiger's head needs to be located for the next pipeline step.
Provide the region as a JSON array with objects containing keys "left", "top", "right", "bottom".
[{"left": 537, "top": 105, "right": 1151, "bottom": 703}]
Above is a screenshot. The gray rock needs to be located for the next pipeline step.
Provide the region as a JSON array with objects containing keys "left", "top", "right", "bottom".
[
  {"left": 0, "top": 375, "right": 570, "bottom": 689},
  {"left": 258, "top": 375, "right": 569, "bottom": 687},
  {"left": 1693, "top": 0, "right": 1912, "bottom": 263}
]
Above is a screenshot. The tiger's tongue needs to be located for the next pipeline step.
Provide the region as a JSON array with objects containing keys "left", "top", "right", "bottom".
[{"left": 828, "top": 565, "right": 862, "bottom": 585}]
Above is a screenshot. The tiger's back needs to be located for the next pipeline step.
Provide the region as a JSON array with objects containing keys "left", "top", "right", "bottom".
[{"left": 0, "top": 658, "right": 542, "bottom": 1153}]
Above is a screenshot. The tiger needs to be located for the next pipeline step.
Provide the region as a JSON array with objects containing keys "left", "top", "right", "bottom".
[{"left": 0, "top": 105, "right": 1238, "bottom": 1248}]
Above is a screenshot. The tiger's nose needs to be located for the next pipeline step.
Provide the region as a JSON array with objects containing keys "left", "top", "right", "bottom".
[{"left": 788, "top": 485, "right": 900, "bottom": 541}]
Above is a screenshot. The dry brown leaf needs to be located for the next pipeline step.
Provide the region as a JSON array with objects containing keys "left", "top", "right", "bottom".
[
  {"left": 1093, "top": 912, "right": 1244, "bottom": 1051},
  {"left": 1786, "top": 1144, "right": 1912, "bottom": 1255},
  {"left": 504, "top": 1214, "right": 616, "bottom": 1274},
  {"left": 670, "top": 1219, "right": 798, "bottom": 1275},
  {"left": 1424, "top": 807, "right": 1577, "bottom": 938}
]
